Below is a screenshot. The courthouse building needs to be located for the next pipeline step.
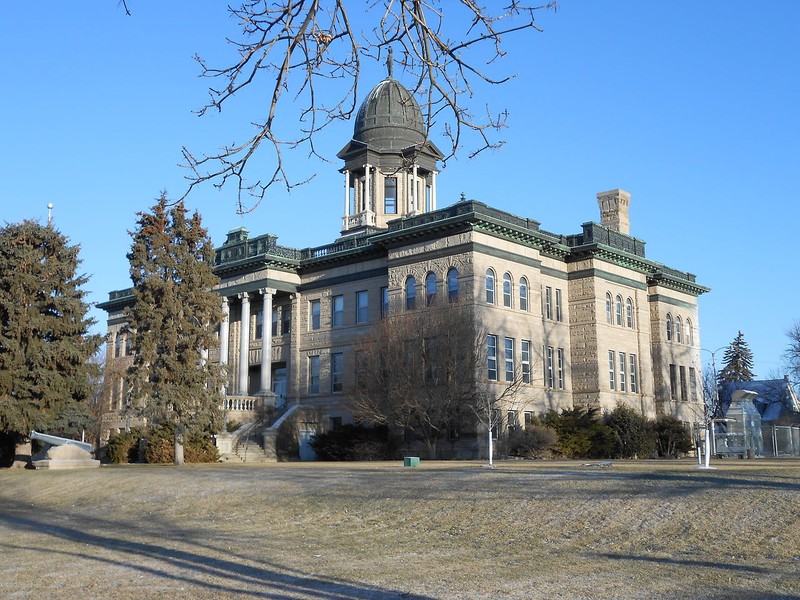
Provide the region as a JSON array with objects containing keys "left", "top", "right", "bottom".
[{"left": 99, "top": 72, "right": 709, "bottom": 458}]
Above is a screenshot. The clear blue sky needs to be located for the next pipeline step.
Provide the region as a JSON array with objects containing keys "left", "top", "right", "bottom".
[{"left": 2, "top": 2, "right": 797, "bottom": 377}]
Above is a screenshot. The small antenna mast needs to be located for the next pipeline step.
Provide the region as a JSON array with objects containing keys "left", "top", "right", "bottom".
[{"left": 47, "top": 203, "right": 54, "bottom": 226}]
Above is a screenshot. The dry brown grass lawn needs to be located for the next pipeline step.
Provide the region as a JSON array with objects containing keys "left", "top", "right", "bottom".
[{"left": 1, "top": 459, "right": 799, "bottom": 599}]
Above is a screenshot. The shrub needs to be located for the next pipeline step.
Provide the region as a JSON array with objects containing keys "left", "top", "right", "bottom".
[
  {"left": 184, "top": 431, "right": 220, "bottom": 463},
  {"left": 107, "top": 429, "right": 144, "bottom": 464},
  {"left": 606, "top": 404, "right": 656, "bottom": 459},
  {"left": 653, "top": 416, "right": 693, "bottom": 458},
  {"left": 545, "top": 407, "right": 617, "bottom": 459},
  {"left": 225, "top": 420, "right": 241, "bottom": 433},
  {"left": 144, "top": 427, "right": 174, "bottom": 464},
  {"left": 508, "top": 426, "right": 559, "bottom": 459},
  {"left": 310, "top": 424, "right": 394, "bottom": 461}
]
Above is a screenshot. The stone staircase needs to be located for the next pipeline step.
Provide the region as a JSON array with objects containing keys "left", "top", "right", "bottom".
[{"left": 218, "top": 403, "right": 298, "bottom": 463}]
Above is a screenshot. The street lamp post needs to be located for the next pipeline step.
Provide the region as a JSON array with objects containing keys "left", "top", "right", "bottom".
[{"left": 700, "top": 346, "right": 726, "bottom": 469}]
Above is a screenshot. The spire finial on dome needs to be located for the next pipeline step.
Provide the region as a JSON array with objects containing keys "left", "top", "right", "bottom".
[{"left": 386, "top": 46, "right": 394, "bottom": 78}]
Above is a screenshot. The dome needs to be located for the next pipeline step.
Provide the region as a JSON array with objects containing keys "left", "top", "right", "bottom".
[{"left": 352, "top": 77, "right": 426, "bottom": 151}]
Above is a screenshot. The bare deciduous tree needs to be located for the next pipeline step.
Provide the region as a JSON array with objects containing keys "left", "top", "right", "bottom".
[
  {"left": 173, "top": 1, "right": 557, "bottom": 212},
  {"left": 349, "top": 300, "right": 523, "bottom": 460},
  {"left": 785, "top": 321, "right": 800, "bottom": 387}
]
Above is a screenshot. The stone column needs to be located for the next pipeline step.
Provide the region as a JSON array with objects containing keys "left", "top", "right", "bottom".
[
  {"left": 238, "top": 292, "right": 250, "bottom": 395},
  {"left": 219, "top": 297, "right": 230, "bottom": 366},
  {"left": 365, "top": 164, "right": 372, "bottom": 213},
  {"left": 259, "top": 288, "right": 275, "bottom": 395}
]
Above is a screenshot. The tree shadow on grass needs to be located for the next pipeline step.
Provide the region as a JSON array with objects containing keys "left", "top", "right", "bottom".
[
  {"left": 0, "top": 511, "right": 432, "bottom": 599},
  {"left": 591, "top": 552, "right": 800, "bottom": 600}
]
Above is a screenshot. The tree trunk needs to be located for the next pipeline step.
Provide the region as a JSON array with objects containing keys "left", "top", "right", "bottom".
[{"left": 174, "top": 431, "right": 185, "bottom": 466}]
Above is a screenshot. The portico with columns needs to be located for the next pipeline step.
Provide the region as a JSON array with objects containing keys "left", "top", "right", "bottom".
[{"left": 212, "top": 281, "right": 296, "bottom": 420}]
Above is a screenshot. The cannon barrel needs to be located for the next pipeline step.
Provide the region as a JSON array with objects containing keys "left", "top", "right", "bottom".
[{"left": 29, "top": 431, "right": 93, "bottom": 454}]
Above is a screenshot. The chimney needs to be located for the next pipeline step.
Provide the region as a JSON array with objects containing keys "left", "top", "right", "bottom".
[{"left": 597, "top": 189, "right": 631, "bottom": 235}]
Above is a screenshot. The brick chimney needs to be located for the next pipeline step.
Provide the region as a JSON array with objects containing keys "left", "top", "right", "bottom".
[{"left": 597, "top": 189, "right": 631, "bottom": 235}]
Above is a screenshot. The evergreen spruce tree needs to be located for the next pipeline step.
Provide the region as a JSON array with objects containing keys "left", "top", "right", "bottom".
[
  {"left": 126, "top": 194, "right": 223, "bottom": 465},
  {"left": 717, "top": 330, "right": 756, "bottom": 386},
  {"left": 0, "top": 220, "right": 101, "bottom": 467}
]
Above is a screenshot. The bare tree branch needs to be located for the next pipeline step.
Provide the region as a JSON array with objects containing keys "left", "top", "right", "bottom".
[{"left": 177, "top": 0, "right": 557, "bottom": 212}]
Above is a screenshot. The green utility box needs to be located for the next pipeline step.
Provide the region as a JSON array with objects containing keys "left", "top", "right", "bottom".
[{"left": 403, "top": 456, "right": 420, "bottom": 467}]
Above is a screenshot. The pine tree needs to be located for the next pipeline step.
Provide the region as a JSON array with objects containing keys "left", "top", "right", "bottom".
[
  {"left": 126, "top": 194, "right": 223, "bottom": 465},
  {"left": 717, "top": 330, "right": 756, "bottom": 385},
  {"left": 0, "top": 220, "right": 102, "bottom": 467}
]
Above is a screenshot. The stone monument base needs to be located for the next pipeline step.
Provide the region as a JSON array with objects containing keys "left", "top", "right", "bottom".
[{"left": 32, "top": 443, "right": 100, "bottom": 469}]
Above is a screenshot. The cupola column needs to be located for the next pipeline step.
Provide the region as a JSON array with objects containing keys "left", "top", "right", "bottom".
[
  {"left": 343, "top": 170, "right": 350, "bottom": 219},
  {"left": 365, "top": 164, "right": 372, "bottom": 213},
  {"left": 431, "top": 171, "right": 437, "bottom": 211},
  {"left": 412, "top": 164, "right": 419, "bottom": 213},
  {"left": 238, "top": 292, "right": 250, "bottom": 395}
]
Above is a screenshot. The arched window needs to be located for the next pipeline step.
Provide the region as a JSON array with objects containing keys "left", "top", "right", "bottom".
[
  {"left": 666, "top": 314, "right": 673, "bottom": 341},
  {"left": 519, "top": 277, "right": 529, "bottom": 312},
  {"left": 686, "top": 318, "right": 694, "bottom": 346},
  {"left": 485, "top": 269, "right": 496, "bottom": 304},
  {"left": 405, "top": 276, "right": 416, "bottom": 310},
  {"left": 626, "top": 297, "right": 634, "bottom": 328},
  {"left": 447, "top": 267, "right": 459, "bottom": 303},
  {"left": 615, "top": 295, "right": 623, "bottom": 326},
  {"left": 605, "top": 292, "right": 613, "bottom": 324},
  {"left": 675, "top": 316, "right": 683, "bottom": 344},
  {"left": 425, "top": 272, "right": 437, "bottom": 306},
  {"left": 503, "top": 273, "right": 512, "bottom": 308}
]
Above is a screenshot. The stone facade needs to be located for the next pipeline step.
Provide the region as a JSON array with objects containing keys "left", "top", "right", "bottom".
[{"left": 98, "top": 74, "right": 709, "bottom": 458}]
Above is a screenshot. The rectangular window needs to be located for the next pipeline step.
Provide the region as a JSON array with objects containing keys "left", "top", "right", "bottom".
[
  {"left": 272, "top": 307, "right": 279, "bottom": 337},
  {"left": 669, "top": 364, "right": 677, "bottom": 399},
  {"left": 680, "top": 365, "right": 687, "bottom": 401},
  {"left": 557, "top": 348, "right": 565, "bottom": 390},
  {"left": 330, "top": 416, "right": 342, "bottom": 431},
  {"left": 521, "top": 340, "right": 531, "bottom": 384},
  {"left": 504, "top": 337, "right": 514, "bottom": 382},
  {"left": 308, "top": 355, "right": 320, "bottom": 394},
  {"left": 282, "top": 305, "right": 291, "bottom": 335},
  {"left": 545, "top": 287, "right": 553, "bottom": 320},
  {"left": 384, "top": 177, "right": 397, "bottom": 214},
  {"left": 331, "top": 352, "right": 343, "bottom": 393},
  {"left": 546, "top": 346, "right": 554, "bottom": 389},
  {"left": 689, "top": 366, "right": 697, "bottom": 401},
  {"left": 609, "top": 350, "right": 616, "bottom": 390},
  {"left": 380, "top": 286, "right": 389, "bottom": 319},
  {"left": 310, "top": 299, "right": 321, "bottom": 331},
  {"left": 487, "top": 335, "right": 498, "bottom": 381},
  {"left": 630, "top": 354, "right": 638, "bottom": 393},
  {"left": 114, "top": 335, "right": 123, "bottom": 358},
  {"left": 255, "top": 310, "right": 263, "bottom": 339},
  {"left": 356, "top": 290, "right": 368, "bottom": 324},
  {"left": 332, "top": 295, "right": 344, "bottom": 327},
  {"left": 507, "top": 410, "right": 517, "bottom": 434},
  {"left": 619, "top": 352, "right": 626, "bottom": 392},
  {"left": 524, "top": 411, "right": 533, "bottom": 427},
  {"left": 555, "top": 288, "right": 563, "bottom": 322}
]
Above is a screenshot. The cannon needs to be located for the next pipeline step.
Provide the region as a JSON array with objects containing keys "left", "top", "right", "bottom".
[{"left": 29, "top": 430, "right": 99, "bottom": 469}]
